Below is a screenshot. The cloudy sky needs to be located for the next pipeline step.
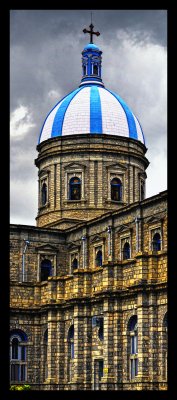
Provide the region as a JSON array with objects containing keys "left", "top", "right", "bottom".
[{"left": 10, "top": 9, "right": 167, "bottom": 226}]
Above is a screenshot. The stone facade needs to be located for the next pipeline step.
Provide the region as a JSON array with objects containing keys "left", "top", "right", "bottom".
[
  {"left": 10, "top": 134, "right": 167, "bottom": 392},
  {"left": 35, "top": 134, "right": 149, "bottom": 228}
]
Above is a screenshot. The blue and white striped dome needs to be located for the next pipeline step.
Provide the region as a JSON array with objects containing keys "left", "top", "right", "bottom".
[
  {"left": 39, "top": 84, "right": 145, "bottom": 145},
  {"left": 38, "top": 37, "right": 145, "bottom": 145}
]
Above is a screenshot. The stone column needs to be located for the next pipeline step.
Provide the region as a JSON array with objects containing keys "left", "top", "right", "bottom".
[
  {"left": 32, "top": 317, "right": 41, "bottom": 387},
  {"left": 97, "top": 160, "right": 103, "bottom": 207},
  {"left": 107, "top": 225, "right": 113, "bottom": 262},
  {"left": 73, "top": 304, "right": 85, "bottom": 389},
  {"left": 89, "top": 160, "right": 95, "bottom": 207},
  {"left": 83, "top": 305, "right": 92, "bottom": 390},
  {"left": 148, "top": 292, "right": 159, "bottom": 389},
  {"left": 136, "top": 292, "right": 150, "bottom": 390},
  {"left": 82, "top": 229, "right": 88, "bottom": 268},
  {"left": 101, "top": 299, "right": 115, "bottom": 390},
  {"left": 57, "top": 310, "right": 65, "bottom": 389},
  {"left": 46, "top": 310, "right": 58, "bottom": 384}
]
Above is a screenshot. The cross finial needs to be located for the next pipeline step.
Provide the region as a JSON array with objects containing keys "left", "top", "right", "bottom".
[{"left": 83, "top": 20, "right": 100, "bottom": 44}]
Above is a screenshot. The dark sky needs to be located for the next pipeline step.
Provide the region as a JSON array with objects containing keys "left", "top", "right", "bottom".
[{"left": 10, "top": 9, "right": 167, "bottom": 225}]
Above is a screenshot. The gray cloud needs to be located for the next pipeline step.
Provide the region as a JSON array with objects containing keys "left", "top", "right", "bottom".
[{"left": 10, "top": 10, "right": 167, "bottom": 225}]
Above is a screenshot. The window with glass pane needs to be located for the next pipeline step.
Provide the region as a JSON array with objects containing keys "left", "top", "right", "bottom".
[
  {"left": 12, "top": 338, "right": 19, "bottom": 359},
  {"left": 95, "top": 249, "right": 102, "bottom": 267},
  {"left": 69, "top": 177, "right": 81, "bottom": 200},
  {"left": 152, "top": 232, "right": 161, "bottom": 251},
  {"left": 111, "top": 178, "right": 122, "bottom": 201},
  {"left": 41, "top": 182, "right": 47, "bottom": 205},
  {"left": 10, "top": 331, "right": 27, "bottom": 383}
]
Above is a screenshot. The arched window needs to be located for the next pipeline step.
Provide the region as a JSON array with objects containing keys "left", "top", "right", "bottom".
[
  {"left": 69, "top": 177, "right": 81, "bottom": 201},
  {"left": 10, "top": 330, "right": 28, "bottom": 383},
  {"left": 111, "top": 178, "right": 122, "bottom": 201},
  {"left": 95, "top": 249, "right": 102, "bottom": 267},
  {"left": 83, "top": 65, "right": 86, "bottom": 75},
  {"left": 41, "top": 259, "right": 52, "bottom": 281},
  {"left": 68, "top": 324, "right": 74, "bottom": 382},
  {"left": 123, "top": 242, "right": 130, "bottom": 260},
  {"left": 44, "top": 329, "right": 48, "bottom": 381},
  {"left": 128, "top": 316, "right": 138, "bottom": 380},
  {"left": 93, "top": 64, "right": 98, "bottom": 75},
  {"left": 41, "top": 182, "right": 47, "bottom": 206},
  {"left": 152, "top": 232, "right": 161, "bottom": 251},
  {"left": 72, "top": 258, "right": 78, "bottom": 270}
]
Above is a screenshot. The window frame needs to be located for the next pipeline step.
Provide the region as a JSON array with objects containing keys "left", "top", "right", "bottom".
[
  {"left": 70, "top": 251, "right": 80, "bottom": 274},
  {"left": 127, "top": 316, "right": 138, "bottom": 381},
  {"left": 10, "top": 332, "right": 28, "bottom": 384},
  {"left": 69, "top": 176, "right": 81, "bottom": 201},
  {"left": 120, "top": 236, "right": 131, "bottom": 261},
  {"left": 111, "top": 177, "right": 122, "bottom": 202},
  {"left": 150, "top": 227, "right": 162, "bottom": 252},
  {"left": 93, "top": 243, "right": 104, "bottom": 268}
]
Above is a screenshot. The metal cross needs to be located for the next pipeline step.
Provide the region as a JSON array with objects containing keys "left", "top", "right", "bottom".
[{"left": 83, "top": 23, "right": 100, "bottom": 44}]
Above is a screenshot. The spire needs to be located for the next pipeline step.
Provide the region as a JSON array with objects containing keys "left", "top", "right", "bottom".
[{"left": 80, "top": 20, "right": 104, "bottom": 87}]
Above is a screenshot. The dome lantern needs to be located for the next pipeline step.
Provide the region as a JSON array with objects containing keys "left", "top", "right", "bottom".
[{"left": 80, "top": 22, "right": 103, "bottom": 87}]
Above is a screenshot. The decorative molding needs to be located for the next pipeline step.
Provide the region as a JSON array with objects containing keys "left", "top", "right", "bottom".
[
  {"left": 35, "top": 244, "right": 58, "bottom": 252},
  {"left": 90, "top": 235, "right": 105, "bottom": 244},
  {"left": 106, "top": 162, "right": 127, "bottom": 171},
  {"left": 146, "top": 215, "right": 165, "bottom": 224},
  {"left": 115, "top": 225, "right": 132, "bottom": 233},
  {"left": 67, "top": 242, "right": 81, "bottom": 250},
  {"left": 64, "top": 162, "right": 86, "bottom": 170}
]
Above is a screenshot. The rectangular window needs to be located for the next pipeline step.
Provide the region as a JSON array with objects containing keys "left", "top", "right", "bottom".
[
  {"left": 21, "top": 364, "right": 26, "bottom": 381},
  {"left": 130, "top": 358, "right": 138, "bottom": 379},
  {"left": 98, "top": 360, "right": 103, "bottom": 380},
  {"left": 131, "top": 335, "right": 138, "bottom": 354},
  {"left": 11, "top": 364, "right": 19, "bottom": 381},
  {"left": 94, "top": 359, "right": 104, "bottom": 390},
  {"left": 71, "top": 342, "right": 74, "bottom": 359}
]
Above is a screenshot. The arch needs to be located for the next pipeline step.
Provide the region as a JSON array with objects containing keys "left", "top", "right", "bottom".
[
  {"left": 41, "top": 182, "right": 47, "bottom": 206},
  {"left": 123, "top": 242, "right": 130, "bottom": 260},
  {"left": 111, "top": 178, "right": 122, "bottom": 201},
  {"left": 69, "top": 176, "right": 81, "bottom": 201},
  {"left": 41, "top": 259, "right": 52, "bottom": 281},
  {"left": 152, "top": 232, "right": 161, "bottom": 251},
  {"left": 95, "top": 249, "right": 102, "bottom": 267},
  {"left": 10, "top": 329, "right": 28, "bottom": 342}
]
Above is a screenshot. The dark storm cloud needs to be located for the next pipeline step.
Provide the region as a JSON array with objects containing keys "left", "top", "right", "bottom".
[
  {"left": 10, "top": 10, "right": 167, "bottom": 47},
  {"left": 10, "top": 10, "right": 167, "bottom": 225}
]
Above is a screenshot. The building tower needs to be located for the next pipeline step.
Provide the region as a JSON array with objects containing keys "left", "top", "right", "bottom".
[
  {"left": 35, "top": 24, "right": 149, "bottom": 229},
  {"left": 10, "top": 22, "right": 167, "bottom": 392}
]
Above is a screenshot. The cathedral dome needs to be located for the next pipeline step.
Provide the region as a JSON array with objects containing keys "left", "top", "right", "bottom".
[
  {"left": 38, "top": 25, "right": 145, "bottom": 145},
  {"left": 38, "top": 85, "right": 145, "bottom": 144}
]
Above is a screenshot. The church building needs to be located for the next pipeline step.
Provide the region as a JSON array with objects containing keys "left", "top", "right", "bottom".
[{"left": 10, "top": 23, "right": 167, "bottom": 390}]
